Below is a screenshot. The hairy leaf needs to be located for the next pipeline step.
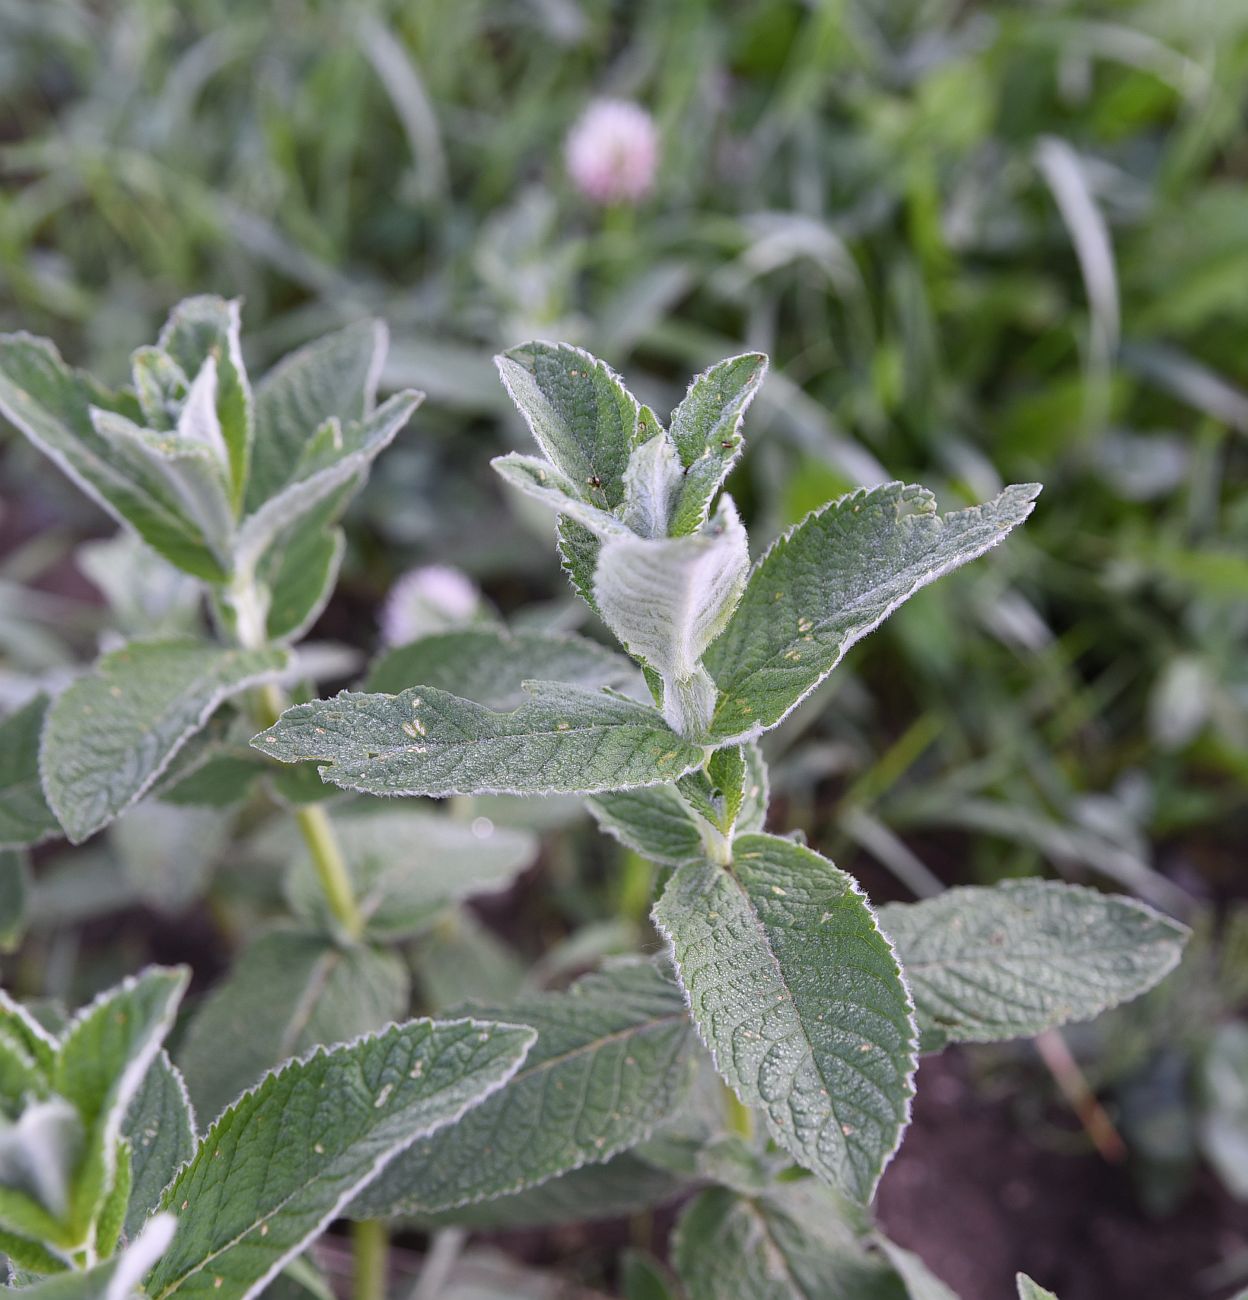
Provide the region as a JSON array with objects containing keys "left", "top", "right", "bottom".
[
  {"left": 1017, "top": 1277, "right": 1059, "bottom": 1300},
  {"left": 365, "top": 628, "right": 641, "bottom": 708},
  {"left": 491, "top": 452, "right": 629, "bottom": 538},
  {"left": 350, "top": 962, "right": 695, "bottom": 1217},
  {"left": 121, "top": 1053, "right": 196, "bottom": 1240},
  {"left": 0, "top": 697, "right": 59, "bottom": 850},
  {"left": 877, "top": 881, "right": 1189, "bottom": 1052},
  {"left": 653, "top": 834, "right": 916, "bottom": 1202},
  {"left": 146, "top": 1018, "right": 535, "bottom": 1300},
  {"left": 703, "top": 482, "right": 1040, "bottom": 741},
  {"left": 495, "top": 343, "right": 639, "bottom": 509},
  {"left": 585, "top": 786, "right": 706, "bottom": 867},
  {"left": 253, "top": 682, "right": 703, "bottom": 798},
  {"left": 9, "top": 1215, "right": 175, "bottom": 1299},
  {"left": 177, "top": 929, "right": 409, "bottom": 1124},
  {"left": 41, "top": 641, "right": 288, "bottom": 844}
]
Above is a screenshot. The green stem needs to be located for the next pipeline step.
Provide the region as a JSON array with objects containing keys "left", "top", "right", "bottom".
[
  {"left": 352, "top": 1219, "right": 388, "bottom": 1300},
  {"left": 723, "top": 1082, "right": 755, "bottom": 1141}
]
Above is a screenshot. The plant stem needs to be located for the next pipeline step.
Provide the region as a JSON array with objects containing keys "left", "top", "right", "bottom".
[
  {"left": 723, "top": 1083, "right": 755, "bottom": 1141},
  {"left": 352, "top": 1220, "right": 388, "bottom": 1300}
]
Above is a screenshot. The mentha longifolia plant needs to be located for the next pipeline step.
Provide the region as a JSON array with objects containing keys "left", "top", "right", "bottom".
[{"left": 0, "top": 301, "right": 1188, "bottom": 1300}]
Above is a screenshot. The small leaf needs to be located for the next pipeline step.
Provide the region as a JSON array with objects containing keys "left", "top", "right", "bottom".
[
  {"left": 877, "top": 1237, "right": 963, "bottom": 1300},
  {"left": 177, "top": 929, "right": 409, "bottom": 1124},
  {"left": 247, "top": 321, "right": 387, "bottom": 511},
  {"left": 1017, "top": 1276, "right": 1060, "bottom": 1300},
  {"left": 350, "top": 961, "right": 696, "bottom": 1217},
  {"left": 556, "top": 516, "right": 603, "bottom": 614},
  {"left": 253, "top": 682, "right": 703, "bottom": 798},
  {"left": 672, "top": 1182, "right": 902, "bottom": 1300},
  {"left": 621, "top": 1249, "right": 681, "bottom": 1300},
  {"left": 876, "top": 881, "right": 1190, "bottom": 1052},
  {"left": 653, "top": 833, "right": 917, "bottom": 1203},
  {"left": 668, "top": 353, "right": 768, "bottom": 536},
  {"left": 261, "top": 521, "right": 344, "bottom": 645},
  {"left": 0, "top": 697, "right": 62, "bottom": 849},
  {"left": 495, "top": 342, "right": 639, "bottom": 509},
  {"left": 0, "top": 849, "right": 32, "bottom": 952},
  {"left": 618, "top": 430, "right": 683, "bottom": 537},
  {"left": 491, "top": 452, "right": 630, "bottom": 538},
  {"left": 703, "top": 482, "right": 1040, "bottom": 741},
  {"left": 121, "top": 1053, "right": 196, "bottom": 1240},
  {"left": 365, "top": 627, "right": 642, "bottom": 708},
  {"left": 40, "top": 641, "right": 288, "bottom": 844},
  {"left": 54, "top": 967, "right": 188, "bottom": 1236},
  {"left": 146, "top": 1017, "right": 536, "bottom": 1300}
]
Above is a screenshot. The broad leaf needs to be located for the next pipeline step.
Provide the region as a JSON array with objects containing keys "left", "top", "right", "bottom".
[
  {"left": 703, "top": 482, "right": 1040, "bottom": 741},
  {"left": 177, "top": 929, "right": 410, "bottom": 1124},
  {"left": 41, "top": 641, "right": 288, "bottom": 844},
  {"left": 595, "top": 498, "right": 750, "bottom": 737},
  {"left": 350, "top": 961, "right": 696, "bottom": 1217},
  {"left": 495, "top": 342, "right": 640, "bottom": 509},
  {"left": 54, "top": 967, "right": 188, "bottom": 1236},
  {"left": 246, "top": 320, "right": 387, "bottom": 511},
  {"left": 0, "top": 850, "right": 31, "bottom": 952},
  {"left": 121, "top": 1053, "right": 196, "bottom": 1240},
  {"left": 253, "top": 682, "right": 703, "bottom": 798},
  {"left": 145, "top": 1017, "right": 536, "bottom": 1300},
  {"left": 280, "top": 806, "right": 537, "bottom": 940},
  {"left": 877, "top": 881, "right": 1189, "bottom": 1052},
  {"left": 672, "top": 1183, "right": 902, "bottom": 1300},
  {"left": 668, "top": 353, "right": 768, "bottom": 536},
  {"left": 0, "top": 334, "right": 224, "bottom": 581},
  {"left": 653, "top": 834, "right": 916, "bottom": 1202},
  {"left": 0, "top": 697, "right": 60, "bottom": 849},
  {"left": 365, "top": 628, "right": 642, "bottom": 707}
]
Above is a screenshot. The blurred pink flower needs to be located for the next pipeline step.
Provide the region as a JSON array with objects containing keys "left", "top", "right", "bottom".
[
  {"left": 565, "top": 99, "right": 659, "bottom": 206},
  {"left": 379, "top": 564, "right": 483, "bottom": 647}
]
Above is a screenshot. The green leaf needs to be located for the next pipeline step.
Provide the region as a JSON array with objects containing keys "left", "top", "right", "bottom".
[
  {"left": 252, "top": 682, "right": 704, "bottom": 798},
  {"left": 157, "top": 297, "right": 252, "bottom": 513},
  {"left": 121, "top": 1053, "right": 196, "bottom": 1240},
  {"left": 412, "top": 911, "right": 525, "bottom": 1010},
  {"left": 495, "top": 343, "right": 640, "bottom": 509},
  {"left": 0, "top": 334, "right": 225, "bottom": 581},
  {"left": 1017, "top": 1276, "right": 1060, "bottom": 1300},
  {"left": 653, "top": 834, "right": 917, "bottom": 1203},
  {"left": 281, "top": 807, "right": 537, "bottom": 941},
  {"left": 556, "top": 516, "right": 603, "bottom": 615},
  {"left": 0, "top": 850, "right": 31, "bottom": 953},
  {"left": 876, "top": 881, "right": 1190, "bottom": 1052},
  {"left": 365, "top": 628, "right": 642, "bottom": 708},
  {"left": 672, "top": 1183, "right": 903, "bottom": 1300},
  {"left": 877, "top": 1237, "right": 962, "bottom": 1300},
  {"left": 41, "top": 641, "right": 288, "bottom": 844},
  {"left": 110, "top": 801, "right": 230, "bottom": 915},
  {"left": 261, "top": 521, "right": 344, "bottom": 645},
  {"left": 54, "top": 967, "right": 188, "bottom": 1236},
  {"left": 668, "top": 353, "right": 768, "bottom": 536},
  {"left": 0, "top": 697, "right": 61, "bottom": 850},
  {"left": 491, "top": 452, "right": 628, "bottom": 538},
  {"left": 703, "top": 482, "right": 1040, "bottom": 741},
  {"left": 146, "top": 1017, "right": 536, "bottom": 1300},
  {"left": 8, "top": 1214, "right": 176, "bottom": 1299},
  {"left": 0, "top": 991, "right": 59, "bottom": 1072},
  {"left": 0, "top": 1099, "right": 84, "bottom": 1230},
  {"left": 350, "top": 961, "right": 696, "bottom": 1218},
  {"left": 246, "top": 321, "right": 387, "bottom": 511},
  {"left": 177, "top": 929, "right": 409, "bottom": 1124}
]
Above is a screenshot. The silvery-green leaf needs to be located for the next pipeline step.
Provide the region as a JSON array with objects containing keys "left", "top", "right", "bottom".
[
  {"left": 0, "top": 1098, "right": 83, "bottom": 1226},
  {"left": 121, "top": 1053, "right": 196, "bottom": 1240},
  {"left": 1198, "top": 1022, "right": 1248, "bottom": 1199},
  {"left": 177, "top": 929, "right": 409, "bottom": 1124},
  {"left": 365, "top": 627, "right": 642, "bottom": 708},
  {"left": 89, "top": 411, "right": 235, "bottom": 568},
  {"left": 259, "top": 518, "right": 345, "bottom": 645},
  {"left": 157, "top": 296, "right": 251, "bottom": 513},
  {"left": 585, "top": 787, "right": 705, "bottom": 868},
  {"left": 877, "top": 881, "right": 1190, "bottom": 1053},
  {"left": 109, "top": 801, "right": 230, "bottom": 914},
  {"left": 1017, "top": 1277, "right": 1059, "bottom": 1300},
  {"left": 54, "top": 967, "right": 188, "bottom": 1235},
  {"left": 246, "top": 320, "right": 387, "bottom": 511},
  {"left": 40, "top": 641, "right": 288, "bottom": 844},
  {"left": 174, "top": 355, "right": 232, "bottom": 471},
  {"left": 131, "top": 347, "right": 188, "bottom": 432},
  {"left": 253, "top": 682, "right": 703, "bottom": 798},
  {"left": 556, "top": 516, "right": 603, "bottom": 614},
  {"left": 653, "top": 834, "right": 916, "bottom": 1203},
  {"left": 9, "top": 1213, "right": 175, "bottom": 1299},
  {"left": 413, "top": 911, "right": 526, "bottom": 1010},
  {"left": 0, "top": 333, "right": 226, "bottom": 581},
  {"left": 76, "top": 535, "right": 201, "bottom": 641},
  {"left": 491, "top": 453, "right": 629, "bottom": 538},
  {"left": 0, "top": 991, "right": 58, "bottom": 1072},
  {"left": 619, "top": 431, "right": 683, "bottom": 538},
  {"left": 350, "top": 962, "right": 696, "bottom": 1218},
  {"left": 495, "top": 342, "right": 639, "bottom": 509},
  {"left": 676, "top": 746, "right": 747, "bottom": 836},
  {"left": 0, "top": 850, "right": 31, "bottom": 953},
  {"left": 279, "top": 807, "right": 537, "bottom": 941},
  {"left": 668, "top": 353, "right": 768, "bottom": 536},
  {"left": 703, "top": 482, "right": 1041, "bottom": 742},
  {"left": 877, "top": 1238, "right": 962, "bottom": 1300},
  {"left": 671, "top": 1182, "right": 901, "bottom": 1300},
  {"left": 234, "top": 391, "right": 422, "bottom": 576},
  {"left": 146, "top": 1017, "right": 535, "bottom": 1300},
  {"left": 0, "top": 696, "right": 58, "bottom": 850}
]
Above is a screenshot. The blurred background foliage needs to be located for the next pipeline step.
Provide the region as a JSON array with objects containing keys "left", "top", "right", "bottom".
[{"left": 1, "top": 0, "right": 1247, "bottom": 1294}]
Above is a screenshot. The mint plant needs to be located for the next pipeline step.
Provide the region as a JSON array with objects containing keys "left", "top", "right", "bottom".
[{"left": 0, "top": 313, "right": 1189, "bottom": 1298}]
